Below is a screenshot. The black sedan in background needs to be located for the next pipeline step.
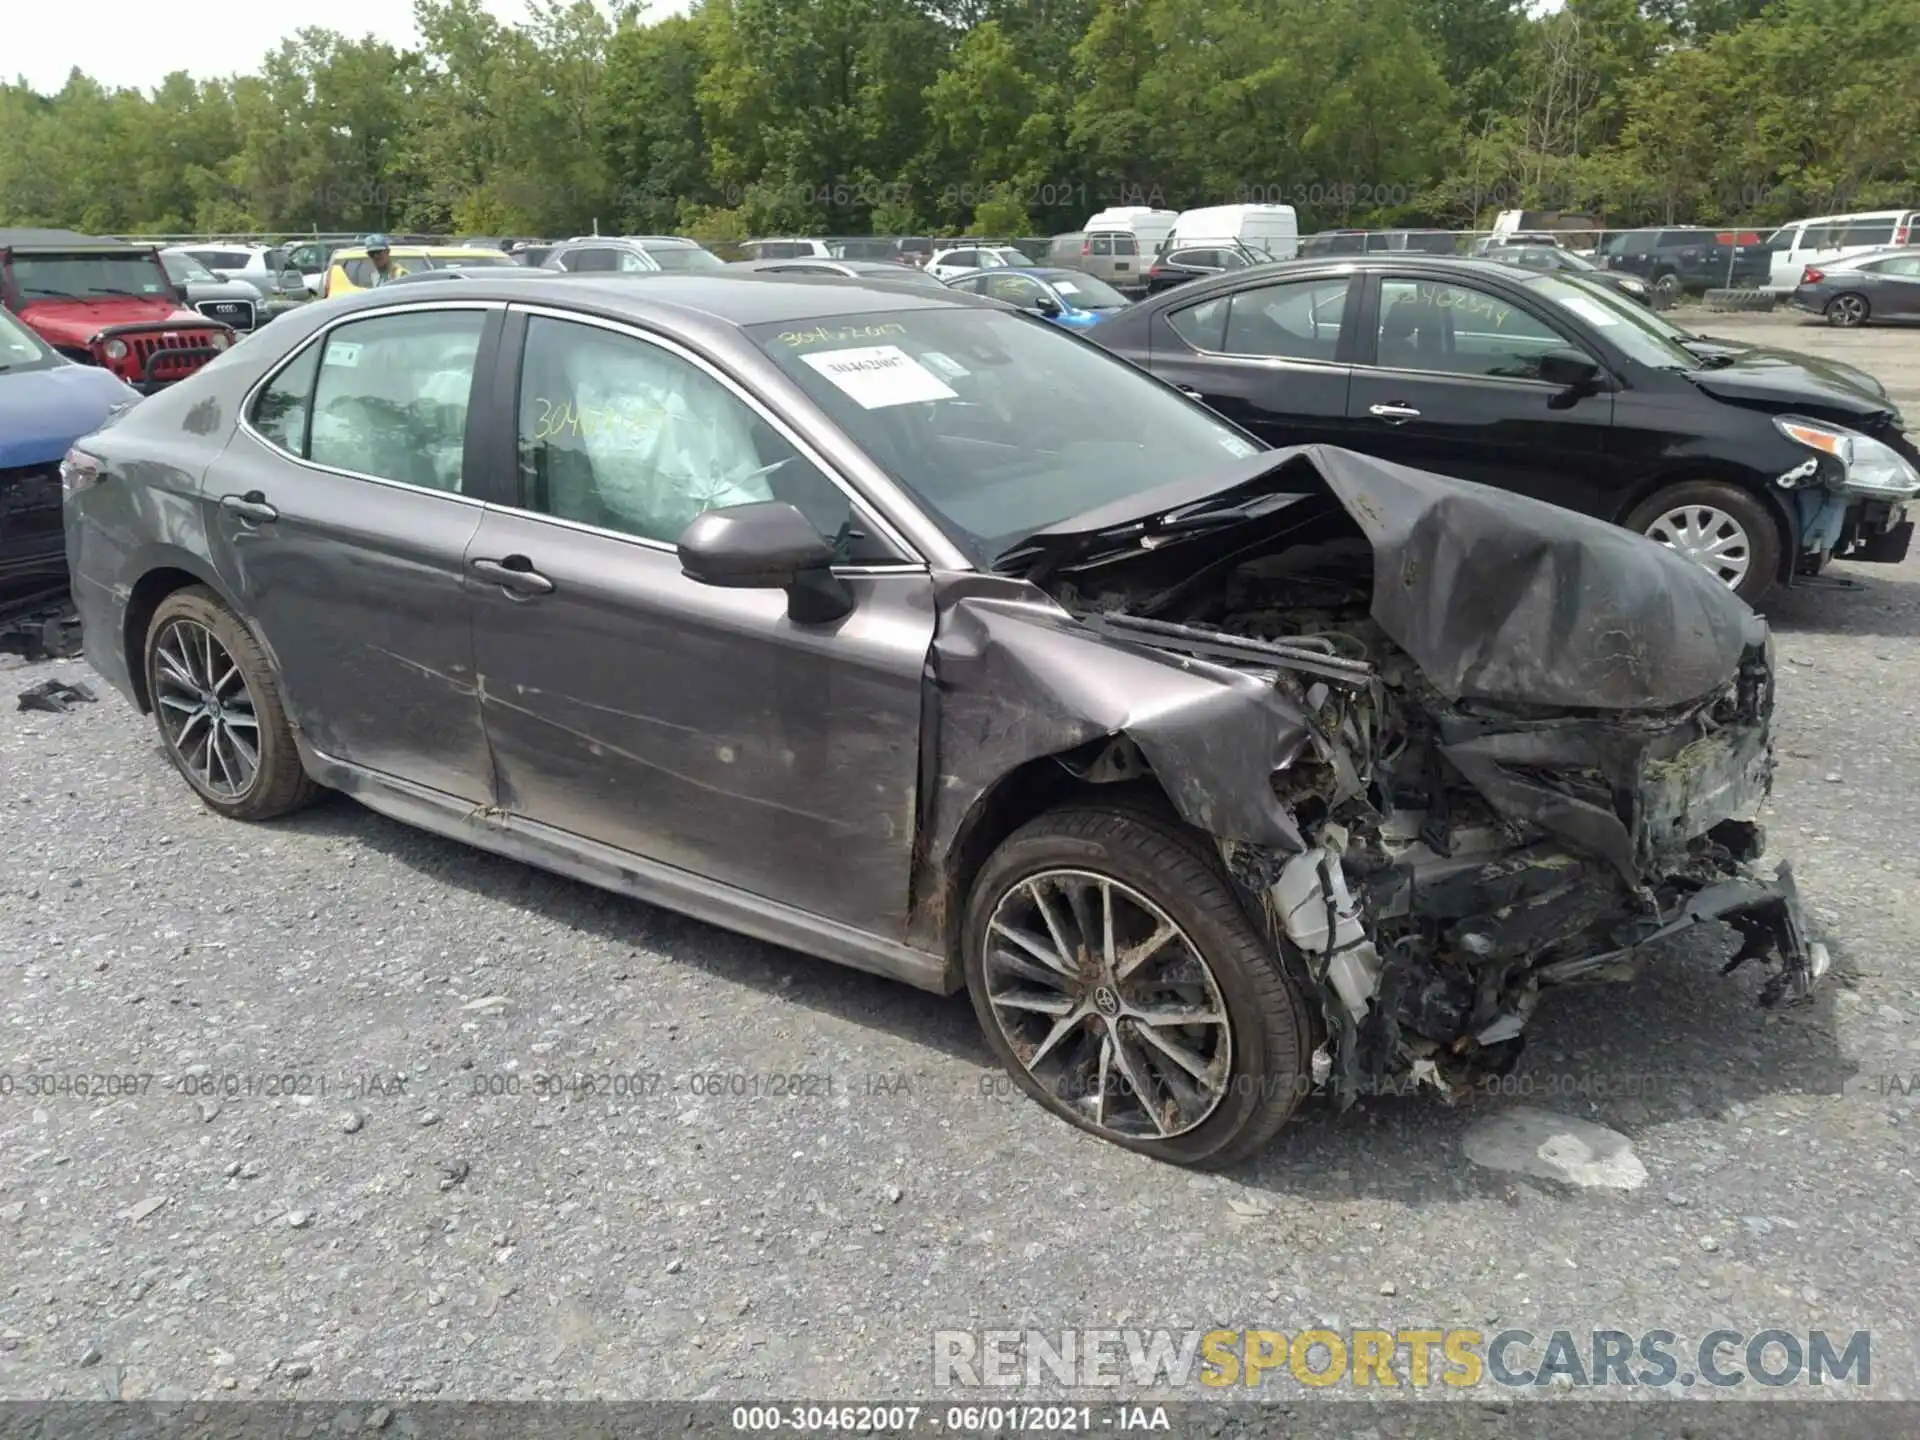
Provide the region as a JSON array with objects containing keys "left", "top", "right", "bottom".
[
  {"left": 1791, "top": 249, "right": 1920, "bottom": 328},
  {"left": 1090, "top": 256, "right": 1920, "bottom": 604},
  {"left": 1479, "top": 244, "right": 1654, "bottom": 306},
  {"left": 1143, "top": 245, "right": 1258, "bottom": 294}
]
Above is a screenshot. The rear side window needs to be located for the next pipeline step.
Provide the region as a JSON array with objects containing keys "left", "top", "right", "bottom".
[
  {"left": 564, "top": 247, "right": 621, "bottom": 273},
  {"left": 1167, "top": 296, "right": 1228, "bottom": 350},
  {"left": 1873, "top": 256, "right": 1920, "bottom": 277},
  {"left": 297, "top": 311, "right": 487, "bottom": 491},
  {"left": 1841, "top": 222, "right": 1896, "bottom": 247},
  {"left": 1089, "top": 236, "right": 1113, "bottom": 256},
  {"left": 250, "top": 341, "right": 323, "bottom": 455}
]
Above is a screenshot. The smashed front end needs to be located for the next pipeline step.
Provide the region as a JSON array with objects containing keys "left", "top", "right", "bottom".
[{"left": 1011, "top": 446, "right": 1828, "bottom": 1103}]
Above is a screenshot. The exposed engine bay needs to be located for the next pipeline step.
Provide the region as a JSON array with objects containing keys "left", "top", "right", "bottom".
[{"left": 1005, "top": 446, "right": 1829, "bottom": 1104}]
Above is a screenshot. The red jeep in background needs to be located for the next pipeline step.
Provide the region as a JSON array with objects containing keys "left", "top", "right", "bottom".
[{"left": 0, "top": 228, "right": 235, "bottom": 392}]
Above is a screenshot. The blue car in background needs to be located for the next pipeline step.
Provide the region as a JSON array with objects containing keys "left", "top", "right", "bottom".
[
  {"left": 942, "top": 266, "right": 1132, "bottom": 330},
  {"left": 1, "top": 303, "right": 138, "bottom": 649}
]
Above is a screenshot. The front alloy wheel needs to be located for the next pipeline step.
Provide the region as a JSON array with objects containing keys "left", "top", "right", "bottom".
[
  {"left": 982, "top": 869, "right": 1231, "bottom": 1140},
  {"left": 962, "top": 805, "right": 1313, "bottom": 1167}
]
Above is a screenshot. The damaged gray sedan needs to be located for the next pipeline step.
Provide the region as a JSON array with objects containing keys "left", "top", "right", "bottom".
[{"left": 63, "top": 274, "right": 1828, "bottom": 1166}]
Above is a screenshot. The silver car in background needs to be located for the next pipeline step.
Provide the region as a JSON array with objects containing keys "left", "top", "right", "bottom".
[{"left": 1790, "top": 247, "right": 1920, "bottom": 327}]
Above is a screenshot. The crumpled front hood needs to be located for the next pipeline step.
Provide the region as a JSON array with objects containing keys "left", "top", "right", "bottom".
[
  {"left": 1311, "top": 446, "right": 1762, "bottom": 710},
  {"left": 0, "top": 363, "right": 140, "bottom": 468},
  {"left": 1012, "top": 444, "right": 1761, "bottom": 712},
  {"left": 1685, "top": 345, "right": 1896, "bottom": 425}
]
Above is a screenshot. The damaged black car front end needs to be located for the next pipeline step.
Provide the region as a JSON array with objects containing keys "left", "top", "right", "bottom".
[{"left": 987, "top": 445, "right": 1827, "bottom": 1108}]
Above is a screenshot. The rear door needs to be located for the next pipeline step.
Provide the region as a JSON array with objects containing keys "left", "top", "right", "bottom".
[
  {"left": 1860, "top": 255, "right": 1920, "bottom": 317},
  {"left": 202, "top": 301, "right": 503, "bottom": 801},
  {"left": 462, "top": 307, "right": 935, "bottom": 933},
  {"left": 1145, "top": 272, "right": 1360, "bottom": 447},
  {"left": 1343, "top": 272, "right": 1618, "bottom": 514}
]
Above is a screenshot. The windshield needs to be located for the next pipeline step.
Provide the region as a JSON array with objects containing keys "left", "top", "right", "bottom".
[
  {"left": 1046, "top": 272, "right": 1129, "bottom": 309},
  {"left": 750, "top": 307, "right": 1260, "bottom": 565},
  {"left": 160, "top": 252, "right": 219, "bottom": 284},
  {"left": 646, "top": 246, "right": 725, "bottom": 272},
  {"left": 984, "top": 248, "right": 1031, "bottom": 266},
  {"left": 10, "top": 252, "right": 172, "bottom": 300},
  {"left": 0, "top": 304, "right": 57, "bottom": 371},
  {"left": 1524, "top": 274, "right": 1698, "bottom": 370}
]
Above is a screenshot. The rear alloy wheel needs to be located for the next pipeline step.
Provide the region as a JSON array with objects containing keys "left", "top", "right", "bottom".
[
  {"left": 962, "top": 805, "right": 1312, "bottom": 1167},
  {"left": 1624, "top": 480, "right": 1781, "bottom": 606},
  {"left": 145, "top": 586, "right": 318, "bottom": 820},
  {"left": 1825, "top": 293, "right": 1870, "bottom": 328}
]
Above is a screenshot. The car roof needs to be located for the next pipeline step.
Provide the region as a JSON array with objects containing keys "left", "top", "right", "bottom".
[
  {"left": 1819, "top": 246, "right": 1920, "bottom": 269},
  {"left": 0, "top": 227, "right": 148, "bottom": 253},
  {"left": 315, "top": 272, "right": 990, "bottom": 329},
  {"left": 1129, "top": 254, "right": 1532, "bottom": 308}
]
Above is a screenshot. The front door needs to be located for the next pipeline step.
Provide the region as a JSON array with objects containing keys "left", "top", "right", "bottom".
[
  {"left": 465, "top": 310, "right": 934, "bottom": 933},
  {"left": 1343, "top": 273, "right": 1617, "bottom": 515},
  {"left": 1146, "top": 272, "right": 1359, "bottom": 449},
  {"left": 203, "top": 303, "right": 500, "bottom": 801}
]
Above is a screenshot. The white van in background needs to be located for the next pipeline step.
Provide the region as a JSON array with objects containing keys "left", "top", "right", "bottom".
[
  {"left": 1764, "top": 209, "right": 1920, "bottom": 291},
  {"left": 1077, "top": 208, "right": 1179, "bottom": 291},
  {"left": 1165, "top": 204, "right": 1299, "bottom": 261}
]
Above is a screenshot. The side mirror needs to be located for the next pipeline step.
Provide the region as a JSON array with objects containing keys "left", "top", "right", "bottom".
[
  {"left": 1538, "top": 347, "right": 1602, "bottom": 393},
  {"left": 677, "top": 501, "right": 853, "bottom": 624},
  {"left": 1032, "top": 295, "right": 1063, "bottom": 317}
]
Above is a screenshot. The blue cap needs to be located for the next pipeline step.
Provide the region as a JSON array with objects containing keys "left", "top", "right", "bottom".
[{"left": 364, "top": 233, "right": 391, "bottom": 251}]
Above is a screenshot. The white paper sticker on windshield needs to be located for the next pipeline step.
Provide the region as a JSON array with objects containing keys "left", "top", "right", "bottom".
[
  {"left": 324, "top": 341, "right": 363, "bottom": 367},
  {"left": 1557, "top": 295, "right": 1619, "bottom": 327},
  {"left": 800, "top": 345, "right": 956, "bottom": 408},
  {"left": 1219, "top": 436, "right": 1256, "bottom": 457},
  {"left": 1054, "top": 280, "right": 1082, "bottom": 295},
  {"left": 919, "top": 351, "right": 971, "bottom": 381}
]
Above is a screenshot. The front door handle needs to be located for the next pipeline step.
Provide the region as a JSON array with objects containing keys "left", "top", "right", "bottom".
[
  {"left": 219, "top": 491, "right": 278, "bottom": 524},
  {"left": 1368, "top": 403, "right": 1421, "bottom": 423},
  {"left": 470, "top": 555, "right": 555, "bottom": 596},
  {"left": 1176, "top": 384, "right": 1203, "bottom": 398}
]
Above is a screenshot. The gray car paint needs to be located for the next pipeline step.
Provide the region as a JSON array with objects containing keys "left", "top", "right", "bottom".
[{"left": 66, "top": 274, "right": 1823, "bottom": 1102}]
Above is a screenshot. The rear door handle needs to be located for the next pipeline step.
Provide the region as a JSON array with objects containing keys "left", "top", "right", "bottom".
[
  {"left": 219, "top": 491, "right": 278, "bottom": 524},
  {"left": 470, "top": 555, "right": 555, "bottom": 596},
  {"left": 1368, "top": 403, "right": 1421, "bottom": 422}
]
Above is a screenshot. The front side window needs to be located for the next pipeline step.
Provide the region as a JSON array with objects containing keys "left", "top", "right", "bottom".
[
  {"left": 1048, "top": 273, "right": 1128, "bottom": 309},
  {"left": 297, "top": 310, "right": 485, "bottom": 491},
  {"left": 1374, "top": 278, "right": 1569, "bottom": 380},
  {"left": 515, "top": 316, "right": 896, "bottom": 559},
  {"left": 1872, "top": 256, "right": 1920, "bottom": 277},
  {"left": 1223, "top": 277, "right": 1351, "bottom": 360},
  {"left": 564, "top": 248, "right": 621, "bottom": 273},
  {"left": 751, "top": 307, "right": 1261, "bottom": 564}
]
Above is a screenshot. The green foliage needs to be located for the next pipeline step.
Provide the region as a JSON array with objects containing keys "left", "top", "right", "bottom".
[{"left": 2, "top": 0, "right": 1915, "bottom": 237}]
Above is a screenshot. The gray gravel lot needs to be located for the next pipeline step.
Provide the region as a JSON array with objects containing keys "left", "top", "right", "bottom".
[{"left": 2, "top": 313, "right": 1919, "bottom": 1411}]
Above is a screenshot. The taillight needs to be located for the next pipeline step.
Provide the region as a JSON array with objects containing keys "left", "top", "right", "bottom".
[
  {"left": 61, "top": 448, "right": 103, "bottom": 495},
  {"left": 1802, "top": 267, "right": 1824, "bottom": 284},
  {"left": 1897, "top": 225, "right": 1911, "bottom": 246},
  {"left": 1147, "top": 266, "right": 1162, "bottom": 278},
  {"left": 1081, "top": 240, "right": 1091, "bottom": 256}
]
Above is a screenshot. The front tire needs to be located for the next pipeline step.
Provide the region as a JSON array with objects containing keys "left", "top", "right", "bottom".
[
  {"left": 962, "top": 804, "right": 1313, "bottom": 1167},
  {"left": 144, "top": 586, "right": 318, "bottom": 820},
  {"left": 1825, "top": 293, "right": 1870, "bottom": 328},
  {"left": 1624, "top": 480, "right": 1782, "bottom": 606}
]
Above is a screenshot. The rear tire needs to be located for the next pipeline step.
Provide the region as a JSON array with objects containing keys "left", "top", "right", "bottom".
[
  {"left": 144, "top": 586, "right": 318, "bottom": 821},
  {"left": 1624, "top": 481, "right": 1782, "bottom": 606},
  {"left": 1825, "top": 293, "right": 1870, "bottom": 328},
  {"left": 962, "top": 803, "right": 1313, "bottom": 1168}
]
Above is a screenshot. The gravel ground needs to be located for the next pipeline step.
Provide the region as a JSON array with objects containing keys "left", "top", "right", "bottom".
[{"left": 3, "top": 317, "right": 1919, "bottom": 1412}]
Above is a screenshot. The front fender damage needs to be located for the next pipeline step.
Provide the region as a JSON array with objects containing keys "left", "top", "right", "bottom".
[{"left": 982, "top": 445, "right": 1829, "bottom": 1108}]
